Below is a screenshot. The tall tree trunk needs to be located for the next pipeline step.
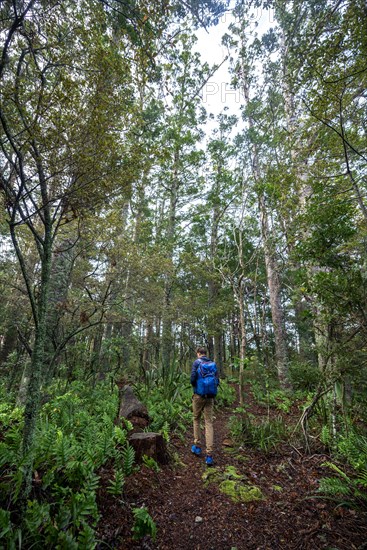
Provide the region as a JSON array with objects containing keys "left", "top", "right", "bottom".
[
  {"left": 281, "top": 32, "right": 315, "bottom": 362},
  {"left": 259, "top": 195, "right": 289, "bottom": 388},
  {"left": 240, "top": 69, "right": 290, "bottom": 389},
  {"left": 229, "top": 314, "right": 237, "bottom": 363},
  {"left": 209, "top": 203, "right": 222, "bottom": 374},
  {"left": 161, "top": 148, "right": 179, "bottom": 377}
]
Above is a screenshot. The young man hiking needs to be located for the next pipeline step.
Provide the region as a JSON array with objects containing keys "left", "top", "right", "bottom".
[{"left": 190, "top": 347, "right": 219, "bottom": 466}]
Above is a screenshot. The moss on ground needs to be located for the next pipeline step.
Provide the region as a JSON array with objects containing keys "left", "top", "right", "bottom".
[
  {"left": 202, "top": 465, "right": 264, "bottom": 503},
  {"left": 219, "top": 480, "right": 263, "bottom": 502}
]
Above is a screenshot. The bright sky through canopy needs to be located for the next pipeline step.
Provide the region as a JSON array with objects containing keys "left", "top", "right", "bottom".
[{"left": 195, "top": 5, "right": 275, "bottom": 119}]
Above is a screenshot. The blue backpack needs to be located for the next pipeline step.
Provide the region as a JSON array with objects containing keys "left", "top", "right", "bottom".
[{"left": 196, "top": 360, "right": 218, "bottom": 398}]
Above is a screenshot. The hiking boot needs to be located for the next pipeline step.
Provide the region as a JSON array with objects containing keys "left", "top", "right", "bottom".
[
  {"left": 205, "top": 455, "right": 214, "bottom": 466},
  {"left": 191, "top": 445, "right": 201, "bottom": 456}
]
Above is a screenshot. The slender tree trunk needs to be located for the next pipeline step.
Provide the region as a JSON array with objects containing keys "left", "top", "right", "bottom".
[
  {"left": 44, "top": 238, "right": 74, "bottom": 382},
  {"left": 222, "top": 332, "right": 226, "bottom": 370},
  {"left": 240, "top": 69, "right": 290, "bottom": 389},
  {"left": 142, "top": 321, "right": 153, "bottom": 371},
  {"left": 281, "top": 32, "right": 315, "bottom": 362},
  {"left": 20, "top": 230, "right": 52, "bottom": 508},
  {"left": 161, "top": 148, "right": 179, "bottom": 377},
  {"left": 229, "top": 315, "right": 236, "bottom": 362},
  {"left": 16, "top": 365, "right": 30, "bottom": 407},
  {"left": 237, "top": 279, "right": 247, "bottom": 405},
  {"left": 259, "top": 195, "right": 290, "bottom": 388},
  {"left": 209, "top": 205, "right": 222, "bottom": 373}
]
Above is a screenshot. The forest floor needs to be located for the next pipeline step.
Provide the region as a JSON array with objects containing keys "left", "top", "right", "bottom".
[{"left": 96, "top": 387, "right": 367, "bottom": 550}]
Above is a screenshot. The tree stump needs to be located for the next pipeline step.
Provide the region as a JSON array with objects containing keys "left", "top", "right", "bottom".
[
  {"left": 129, "top": 432, "right": 170, "bottom": 465},
  {"left": 117, "top": 385, "right": 149, "bottom": 431}
]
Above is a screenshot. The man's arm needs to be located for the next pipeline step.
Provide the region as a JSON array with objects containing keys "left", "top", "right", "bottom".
[
  {"left": 190, "top": 359, "right": 200, "bottom": 386},
  {"left": 214, "top": 364, "right": 220, "bottom": 385}
]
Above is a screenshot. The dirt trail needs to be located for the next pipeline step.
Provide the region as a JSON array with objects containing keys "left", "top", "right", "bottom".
[{"left": 97, "top": 393, "right": 367, "bottom": 550}]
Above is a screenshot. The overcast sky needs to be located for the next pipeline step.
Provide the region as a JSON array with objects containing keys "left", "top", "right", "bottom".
[{"left": 194, "top": 6, "right": 275, "bottom": 122}]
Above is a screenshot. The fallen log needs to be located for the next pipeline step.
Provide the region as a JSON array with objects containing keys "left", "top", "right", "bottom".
[{"left": 117, "top": 385, "right": 149, "bottom": 431}]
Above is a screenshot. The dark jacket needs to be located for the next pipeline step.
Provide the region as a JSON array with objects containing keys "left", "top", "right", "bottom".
[{"left": 190, "top": 356, "right": 219, "bottom": 394}]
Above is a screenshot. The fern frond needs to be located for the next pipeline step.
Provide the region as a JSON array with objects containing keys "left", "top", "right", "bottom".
[
  {"left": 318, "top": 476, "right": 351, "bottom": 497},
  {"left": 322, "top": 461, "right": 351, "bottom": 482},
  {"left": 122, "top": 444, "right": 135, "bottom": 476},
  {"left": 356, "top": 469, "right": 367, "bottom": 488},
  {"left": 113, "top": 426, "right": 127, "bottom": 446},
  {"left": 77, "top": 524, "right": 96, "bottom": 548},
  {"left": 107, "top": 468, "right": 125, "bottom": 496}
]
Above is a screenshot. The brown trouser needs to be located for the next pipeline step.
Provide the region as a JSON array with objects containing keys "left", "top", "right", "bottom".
[{"left": 192, "top": 393, "right": 214, "bottom": 455}]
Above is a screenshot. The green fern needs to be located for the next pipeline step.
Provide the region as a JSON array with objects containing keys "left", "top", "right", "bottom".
[
  {"left": 121, "top": 444, "right": 135, "bottom": 476},
  {"left": 160, "top": 420, "right": 170, "bottom": 443},
  {"left": 142, "top": 455, "right": 160, "bottom": 473},
  {"left": 77, "top": 524, "right": 96, "bottom": 548},
  {"left": 35, "top": 426, "right": 58, "bottom": 466},
  {"left": 323, "top": 461, "right": 351, "bottom": 482},
  {"left": 107, "top": 468, "right": 125, "bottom": 496},
  {"left": 357, "top": 469, "right": 367, "bottom": 488},
  {"left": 319, "top": 461, "right": 367, "bottom": 509},
  {"left": 69, "top": 490, "right": 99, "bottom": 527},
  {"left": 25, "top": 500, "right": 51, "bottom": 532},
  {"left": 54, "top": 504, "right": 72, "bottom": 531},
  {"left": 54, "top": 529, "right": 79, "bottom": 549},
  {"left": 0, "top": 381, "right": 123, "bottom": 546},
  {"left": 319, "top": 475, "right": 352, "bottom": 497},
  {"left": 132, "top": 507, "right": 157, "bottom": 541},
  {"left": 113, "top": 426, "right": 127, "bottom": 446},
  {"left": 338, "top": 433, "right": 367, "bottom": 471},
  {"left": 320, "top": 424, "right": 331, "bottom": 446},
  {"left": 55, "top": 430, "right": 73, "bottom": 468}
]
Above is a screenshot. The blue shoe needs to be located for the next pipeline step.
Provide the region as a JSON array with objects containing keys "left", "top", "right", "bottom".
[
  {"left": 205, "top": 455, "right": 214, "bottom": 466},
  {"left": 191, "top": 445, "right": 201, "bottom": 456}
]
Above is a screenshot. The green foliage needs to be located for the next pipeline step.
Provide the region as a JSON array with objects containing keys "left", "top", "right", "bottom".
[
  {"left": 137, "top": 373, "right": 192, "bottom": 437},
  {"left": 215, "top": 379, "right": 236, "bottom": 407},
  {"left": 107, "top": 468, "right": 125, "bottom": 497},
  {"left": 132, "top": 507, "right": 157, "bottom": 541},
  {"left": 120, "top": 444, "right": 136, "bottom": 477},
  {"left": 142, "top": 455, "right": 161, "bottom": 473},
  {"left": 250, "top": 380, "right": 293, "bottom": 413},
  {"left": 318, "top": 432, "right": 367, "bottom": 509},
  {"left": 140, "top": 362, "right": 187, "bottom": 402},
  {"left": 0, "top": 401, "right": 23, "bottom": 428},
  {"left": 229, "top": 412, "right": 289, "bottom": 454},
  {"left": 288, "top": 362, "right": 320, "bottom": 392},
  {"left": 0, "top": 381, "right": 136, "bottom": 547},
  {"left": 320, "top": 425, "right": 332, "bottom": 447},
  {"left": 145, "top": 393, "right": 192, "bottom": 438},
  {"left": 0, "top": 508, "right": 15, "bottom": 541},
  {"left": 138, "top": 365, "right": 235, "bottom": 443}
]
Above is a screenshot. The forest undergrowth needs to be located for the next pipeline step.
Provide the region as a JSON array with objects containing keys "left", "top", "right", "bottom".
[{"left": 1, "top": 362, "right": 367, "bottom": 549}]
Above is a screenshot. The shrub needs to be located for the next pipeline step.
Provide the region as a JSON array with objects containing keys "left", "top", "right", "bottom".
[
  {"left": 288, "top": 361, "right": 320, "bottom": 392},
  {"left": 216, "top": 379, "right": 236, "bottom": 407},
  {"left": 229, "top": 412, "right": 289, "bottom": 453}
]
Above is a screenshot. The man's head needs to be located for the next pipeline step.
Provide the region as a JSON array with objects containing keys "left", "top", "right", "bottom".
[{"left": 196, "top": 346, "right": 207, "bottom": 357}]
